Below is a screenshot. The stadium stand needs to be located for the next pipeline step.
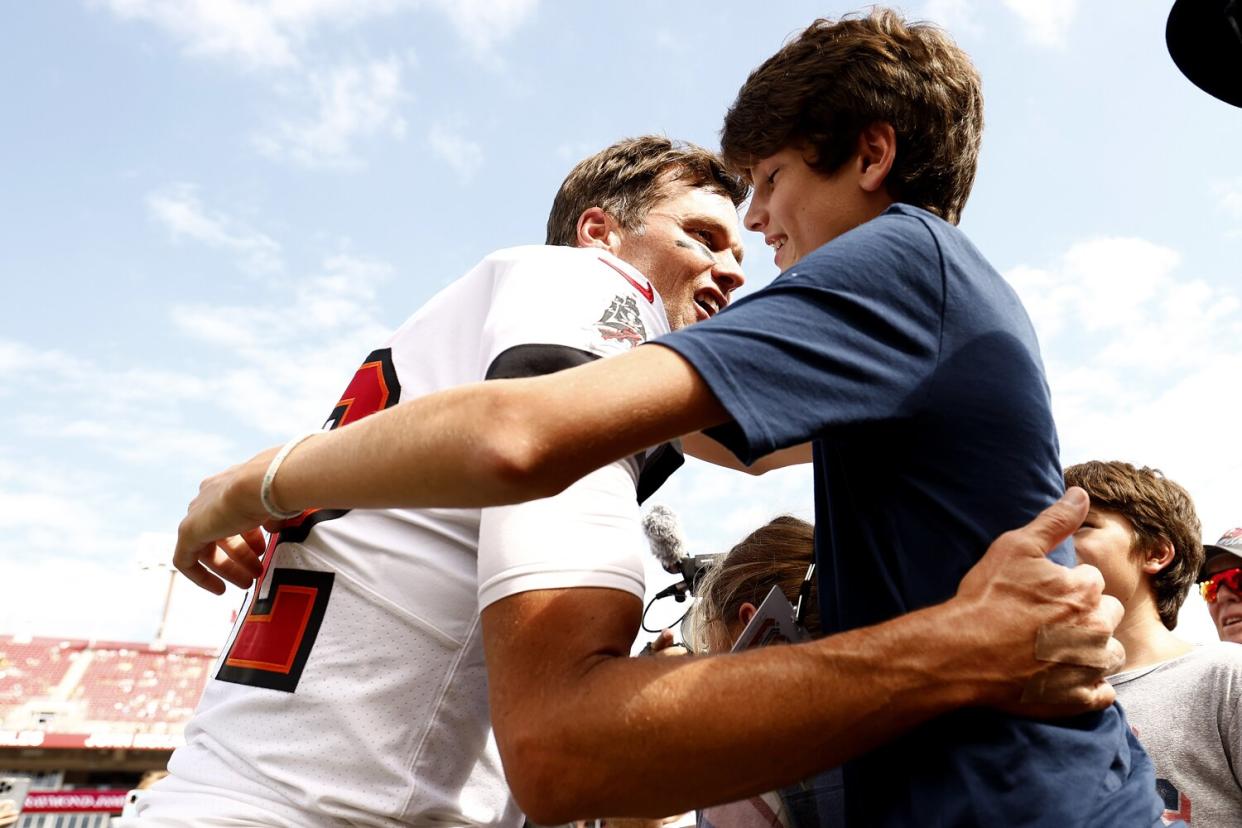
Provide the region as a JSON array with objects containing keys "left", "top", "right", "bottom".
[{"left": 0, "top": 634, "right": 217, "bottom": 825}]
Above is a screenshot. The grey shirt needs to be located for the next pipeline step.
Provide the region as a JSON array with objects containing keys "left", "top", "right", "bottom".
[{"left": 1111, "top": 643, "right": 1242, "bottom": 825}]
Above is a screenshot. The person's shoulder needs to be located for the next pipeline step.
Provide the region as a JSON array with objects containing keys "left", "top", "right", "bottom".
[
  {"left": 483, "top": 243, "right": 600, "bottom": 270},
  {"left": 876, "top": 203, "right": 982, "bottom": 260},
  {"left": 861, "top": 203, "right": 949, "bottom": 242},
  {"left": 836, "top": 203, "right": 942, "bottom": 248},
  {"left": 1194, "top": 640, "right": 1242, "bottom": 671},
  {"left": 1150, "top": 642, "right": 1242, "bottom": 687},
  {"left": 488, "top": 244, "right": 648, "bottom": 282}
]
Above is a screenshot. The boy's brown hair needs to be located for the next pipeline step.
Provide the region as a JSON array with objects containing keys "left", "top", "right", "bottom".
[
  {"left": 690, "top": 515, "right": 817, "bottom": 653},
  {"left": 545, "top": 136, "right": 748, "bottom": 247},
  {"left": 1064, "top": 460, "right": 1204, "bottom": 630},
  {"left": 720, "top": 8, "right": 983, "bottom": 225}
]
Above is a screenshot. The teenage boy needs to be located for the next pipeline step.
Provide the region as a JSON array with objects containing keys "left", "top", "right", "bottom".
[
  {"left": 1067, "top": 460, "right": 1242, "bottom": 825},
  {"left": 171, "top": 10, "right": 1153, "bottom": 827},
  {"left": 1199, "top": 528, "right": 1242, "bottom": 644}
]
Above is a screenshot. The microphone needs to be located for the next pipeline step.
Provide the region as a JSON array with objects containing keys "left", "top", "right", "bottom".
[
  {"left": 642, "top": 505, "right": 686, "bottom": 575},
  {"left": 642, "top": 505, "right": 721, "bottom": 601}
]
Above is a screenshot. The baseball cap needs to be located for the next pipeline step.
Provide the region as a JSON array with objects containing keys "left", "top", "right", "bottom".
[{"left": 1198, "top": 528, "right": 1242, "bottom": 581}]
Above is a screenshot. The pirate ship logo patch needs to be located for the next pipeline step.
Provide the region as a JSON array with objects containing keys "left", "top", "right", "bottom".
[{"left": 595, "top": 294, "right": 646, "bottom": 347}]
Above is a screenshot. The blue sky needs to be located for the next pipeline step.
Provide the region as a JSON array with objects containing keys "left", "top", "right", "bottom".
[{"left": 2, "top": 0, "right": 1239, "bottom": 647}]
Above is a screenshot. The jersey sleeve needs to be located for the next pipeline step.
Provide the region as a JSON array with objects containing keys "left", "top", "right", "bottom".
[
  {"left": 476, "top": 462, "right": 647, "bottom": 609},
  {"left": 474, "top": 248, "right": 672, "bottom": 608},
  {"left": 654, "top": 211, "right": 945, "bottom": 465}
]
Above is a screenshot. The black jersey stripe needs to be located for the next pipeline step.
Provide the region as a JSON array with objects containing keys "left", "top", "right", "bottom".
[{"left": 484, "top": 343, "right": 682, "bottom": 503}]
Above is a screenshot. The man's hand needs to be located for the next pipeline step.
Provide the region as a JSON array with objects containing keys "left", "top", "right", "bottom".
[
  {"left": 642, "top": 628, "right": 691, "bottom": 657},
  {"left": 948, "top": 486, "right": 1125, "bottom": 714},
  {"left": 173, "top": 450, "right": 277, "bottom": 594}
]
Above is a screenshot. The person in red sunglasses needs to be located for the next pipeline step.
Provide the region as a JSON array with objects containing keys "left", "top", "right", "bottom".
[
  {"left": 1065, "top": 460, "right": 1242, "bottom": 825},
  {"left": 1200, "top": 528, "right": 1242, "bottom": 645}
]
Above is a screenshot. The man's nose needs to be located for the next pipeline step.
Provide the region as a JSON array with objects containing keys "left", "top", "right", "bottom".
[{"left": 713, "top": 250, "right": 745, "bottom": 294}]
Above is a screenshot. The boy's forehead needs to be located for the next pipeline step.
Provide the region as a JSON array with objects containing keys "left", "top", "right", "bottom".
[{"left": 1086, "top": 504, "right": 1125, "bottom": 521}]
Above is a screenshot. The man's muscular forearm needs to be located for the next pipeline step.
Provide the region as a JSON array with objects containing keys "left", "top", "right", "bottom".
[
  {"left": 278, "top": 346, "right": 720, "bottom": 511},
  {"left": 484, "top": 489, "right": 1124, "bottom": 824},
  {"left": 488, "top": 596, "right": 978, "bottom": 823}
]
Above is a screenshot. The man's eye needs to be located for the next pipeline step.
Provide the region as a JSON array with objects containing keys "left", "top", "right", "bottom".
[
  {"left": 693, "top": 229, "right": 714, "bottom": 245},
  {"left": 766, "top": 169, "right": 778, "bottom": 186}
]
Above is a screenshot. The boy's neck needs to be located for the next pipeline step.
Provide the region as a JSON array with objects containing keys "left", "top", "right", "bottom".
[{"left": 1115, "top": 596, "right": 1193, "bottom": 673}]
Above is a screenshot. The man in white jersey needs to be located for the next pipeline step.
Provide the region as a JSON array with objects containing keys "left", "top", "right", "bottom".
[{"left": 133, "top": 137, "right": 754, "bottom": 827}]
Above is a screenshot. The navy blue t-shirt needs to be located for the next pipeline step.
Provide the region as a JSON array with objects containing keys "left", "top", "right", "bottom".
[{"left": 657, "top": 204, "right": 1160, "bottom": 827}]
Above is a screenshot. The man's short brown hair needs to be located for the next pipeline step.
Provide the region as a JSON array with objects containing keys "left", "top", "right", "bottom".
[
  {"left": 1064, "top": 460, "right": 1204, "bottom": 630},
  {"left": 720, "top": 8, "right": 983, "bottom": 225},
  {"left": 545, "top": 136, "right": 748, "bottom": 247}
]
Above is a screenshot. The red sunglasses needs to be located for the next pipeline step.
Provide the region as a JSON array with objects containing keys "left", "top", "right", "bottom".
[{"left": 1199, "top": 566, "right": 1242, "bottom": 603}]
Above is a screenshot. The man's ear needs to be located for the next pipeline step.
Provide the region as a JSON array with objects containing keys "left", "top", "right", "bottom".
[
  {"left": 1143, "top": 539, "right": 1177, "bottom": 575},
  {"left": 856, "top": 121, "right": 896, "bottom": 194},
  {"left": 575, "top": 207, "right": 623, "bottom": 253},
  {"left": 737, "top": 602, "right": 758, "bottom": 628}
]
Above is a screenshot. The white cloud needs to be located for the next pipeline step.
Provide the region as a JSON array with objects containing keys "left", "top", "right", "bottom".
[
  {"left": 555, "top": 141, "right": 600, "bottom": 163},
  {"left": 432, "top": 0, "right": 539, "bottom": 55},
  {"left": 254, "top": 57, "right": 409, "bottom": 168},
  {"left": 99, "top": 2, "right": 537, "bottom": 170},
  {"left": 170, "top": 253, "right": 396, "bottom": 435},
  {"left": 0, "top": 250, "right": 400, "bottom": 645},
  {"left": 20, "top": 417, "right": 236, "bottom": 468},
  {"left": 147, "top": 184, "right": 284, "bottom": 276},
  {"left": 1004, "top": 236, "right": 1242, "bottom": 541},
  {"left": 1009, "top": 237, "right": 1180, "bottom": 336},
  {"left": 1006, "top": 237, "right": 1235, "bottom": 374},
  {"left": 1216, "top": 176, "right": 1242, "bottom": 223},
  {"left": 920, "top": 0, "right": 983, "bottom": 37},
  {"left": 0, "top": 339, "right": 209, "bottom": 416},
  {"left": 0, "top": 544, "right": 239, "bottom": 648},
  {"left": 0, "top": 340, "right": 90, "bottom": 383},
  {"left": 1002, "top": 0, "right": 1077, "bottom": 47},
  {"left": 428, "top": 122, "right": 484, "bottom": 181},
  {"left": 97, "top": 0, "right": 301, "bottom": 68},
  {"left": 96, "top": 0, "right": 537, "bottom": 69},
  {"left": 0, "top": 257, "right": 394, "bottom": 470},
  {"left": 0, "top": 454, "right": 177, "bottom": 569}
]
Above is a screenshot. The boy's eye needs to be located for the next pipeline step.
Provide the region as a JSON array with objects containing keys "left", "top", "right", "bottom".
[{"left": 766, "top": 168, "right": 778, "bottom": 186}]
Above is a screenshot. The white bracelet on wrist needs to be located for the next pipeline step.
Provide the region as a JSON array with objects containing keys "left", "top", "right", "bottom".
[{"left": 261, "top": 431, "right": 321, "bottom": 520}]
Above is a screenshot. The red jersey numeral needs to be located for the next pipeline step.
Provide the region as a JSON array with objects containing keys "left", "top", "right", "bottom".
[{"left": 216, "top": 349, "right": 401, "bottom": 692}]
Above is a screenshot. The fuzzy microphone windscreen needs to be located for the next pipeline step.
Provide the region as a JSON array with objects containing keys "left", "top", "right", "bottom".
[{"left": 642, "top": 504, "right": 686, "bottom": 574}]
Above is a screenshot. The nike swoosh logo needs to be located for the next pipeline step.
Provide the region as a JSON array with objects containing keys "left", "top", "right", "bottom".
[{"left": 598, "top": 256, "right": 654, "bottom": 303}]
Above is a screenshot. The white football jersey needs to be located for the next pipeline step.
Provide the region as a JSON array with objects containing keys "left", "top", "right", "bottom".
[{"left": 153, "top": 246, "right": 681, "bottom": 827}]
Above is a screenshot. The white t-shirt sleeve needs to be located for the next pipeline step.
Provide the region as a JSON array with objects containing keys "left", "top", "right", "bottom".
[{"left": 476, "top": 462, "right": 647, "bottom": 609}]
